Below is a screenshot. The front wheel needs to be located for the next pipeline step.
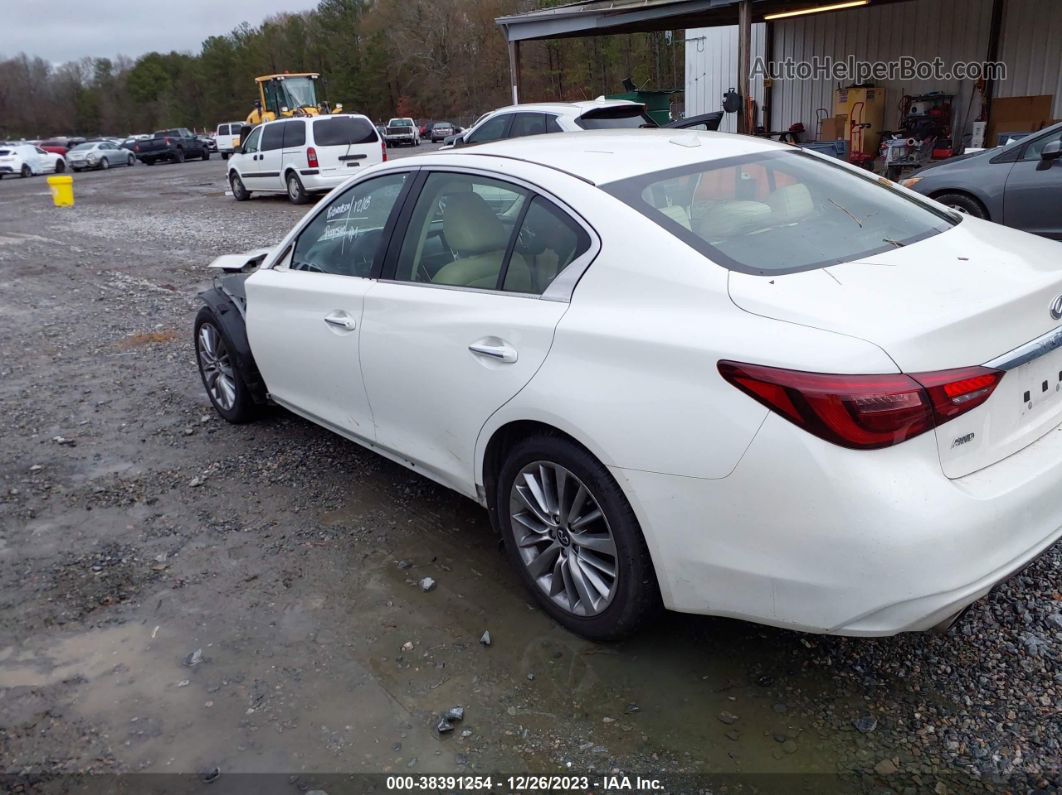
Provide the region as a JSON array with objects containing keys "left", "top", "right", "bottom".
[
  {"left": 202, "top": 149, "right": 210, "bottom": 161},
  {"left": 127, "top": 155, "right": 135, "bottom": 166},
  {"left": 20, "top": 165, "right": 31, "bottom": 178},
  {"left": 194, "top": 307, "right": 257, "bottom": 424},
  {"left": 935, "top": 192, "right": 987, "bottom": 219},
  {"left": 54, "top": 160, "right": 65, "bottom": 173},
  {"left": 229, "top": 172, "right": 250, "bottom": 201},
  {"left": 286, "top": 172, "right": 309, "bottom": 204},
  {"left": 101, "top": 157, "right": 110, "bottom": 170},
  {"left": 174, "top": 149, "right": 185, "bottom": 164},
  {"left": 496, "top": 434, "right": 661, "bottom": 641}
]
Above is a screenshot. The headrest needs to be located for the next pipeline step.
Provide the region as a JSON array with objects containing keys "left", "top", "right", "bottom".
[
  {"left": 766, "top": 183, "right": 814, "bottom": 223},
  {"left": 443, "top": 193, "right": 510, "bottom": 254}
]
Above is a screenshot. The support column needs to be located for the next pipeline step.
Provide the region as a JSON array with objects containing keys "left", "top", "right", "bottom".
[
  {"left": 737, "top": 0, "right": 752, "bottom": 134},
  {"left": 508, "top": 39, "right": 523, "bottom": 105}
]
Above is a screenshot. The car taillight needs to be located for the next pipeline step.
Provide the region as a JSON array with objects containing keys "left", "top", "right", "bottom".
[
  {"left": 718, "top": 361, "right": 1004, "bottom": 450},
  {"left": 307, "top": 146, "right": 318, "bottom": 168},
  {"left": 164, "top": 137, "right": 171, "bottom": 145},
  {"left": 133, "top": 143, "right": 139, "bottom": 152},
  {"left": 381, "top": 139, "right": 387, "bottom": 162}
]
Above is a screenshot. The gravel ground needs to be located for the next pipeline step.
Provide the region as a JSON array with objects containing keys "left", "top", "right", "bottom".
[{"left": 0, "top": 153, "right": 1058, "bottom": 793}]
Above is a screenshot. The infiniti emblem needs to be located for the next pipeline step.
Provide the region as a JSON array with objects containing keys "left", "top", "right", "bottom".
[{"left": 1052, "top": 295, "right": 1062, "bottom": 321}]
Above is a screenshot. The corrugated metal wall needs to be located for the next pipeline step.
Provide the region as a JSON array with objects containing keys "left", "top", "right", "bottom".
[
  {"left": 684, "top": 0, "right": 1060, "bottom": 140},
  {"left": 996, "top": 0, "right": 1062, "bottom": 117},
  {"left": 684, "top": 23, "right": 766, "bottom": 133}
]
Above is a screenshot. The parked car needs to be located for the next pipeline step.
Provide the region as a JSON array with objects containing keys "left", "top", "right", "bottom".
[
  {"left": 429, "top": 121, "right": 455, "bottom": 143},
  {"left": 0, "top": 144, "right": 66, "bottom": 178},
  {"left": 132, "top": 128, "right": 210, "bottom": 165},
  {"left": 38, "top": 138, "right": 71, "bottom": 156},
  {"left": 228, "top": 113, "right": 385, "bottom": 204},
  {"left": 198, "top": 134, "right": 218, "bottom": 153},
  {"left": 215, "top": 122, "right": 245, "bottom": 159},
  {"left": 193, "top": 129, "right": 1062, "bottom": 640},
  {"left": 418, "top": 120, "right": 434, "bottom": 138},
  {"left": 443, "top": 100, "right": 654, "bottom": 149},
  {"left": 67, "top": 140, "right": 136, "bottom": 171},
  {"left": 901, "top": 121, "right": 1062, "bottom": 239},
  {"left": 383, "top": 117, "right": 420, "bottom": 147}
]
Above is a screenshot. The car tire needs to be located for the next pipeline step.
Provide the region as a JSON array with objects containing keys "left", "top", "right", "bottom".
[
  {"left": 286, "top": 172, "right": 310, "bottom": 204},
  {"left": 194, "top": 307, "right": 257, "bottom": 424},
  {"left": 230, "top": 172, "right": 250, "bottom": 201},
  {"left": 144, "top": 159, "right": 154, "bottom": 166},
  {"left": 54, "top": 160, "right": 65, "bottom": 173},
  {"left": 202, "top": 149, "right": 210, "bottom": 161},
  {"left": 20, "top": 165, "right": 31, "bottom": 178},
  {"left": 175, "top": 149, "right": 185, "bottom": 164},
  {"left": 101, "top": 157, "right": 110, "bottom": 170},
  {"left": 72, "top": 167, "right": 82, "bottom": 172},
  {"left": 127, "top": 155, "right": 135, "bottom": 166},
  {"left": 495, "top": 433, "right": 661, "bottom": 641},
  {"left": 934, "top": 192, "right": 987, "bottom": 219},
  {"left": 221, "top": 152, "right": 229, "bottom": 160}
]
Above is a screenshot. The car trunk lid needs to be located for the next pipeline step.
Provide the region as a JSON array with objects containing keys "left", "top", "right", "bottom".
[{"left": 727, "top": 218, "right": 1062, "bottom": 477}]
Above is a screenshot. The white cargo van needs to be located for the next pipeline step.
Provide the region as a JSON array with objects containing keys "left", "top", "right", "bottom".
[
  {"left": 215, "top": 121, "right": 246, "bottom": 159},
  {"left": 227, "top": 114, "right": 386, "bottom": 203}
]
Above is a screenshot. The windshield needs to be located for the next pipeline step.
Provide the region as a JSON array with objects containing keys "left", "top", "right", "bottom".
[
  {"left": 71, "top": 142, "right": 96, "bottom": 151},
  {"left": 279, "top": 77, "right": 317, "bottom": 109},
  {"left": 605, "top": 150, "right": 957, "bottom": 275}
]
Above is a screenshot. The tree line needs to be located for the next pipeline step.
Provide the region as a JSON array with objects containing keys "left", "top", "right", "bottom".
[{"left": 0, "top": 0, "right": 684, "bottom": 139}]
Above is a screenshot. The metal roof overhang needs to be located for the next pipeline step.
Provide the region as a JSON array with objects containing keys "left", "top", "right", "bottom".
[{"left": 497, "top": 0, "right": 914, "bottom": 42}]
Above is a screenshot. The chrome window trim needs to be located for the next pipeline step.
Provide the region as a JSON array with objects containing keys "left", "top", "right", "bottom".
[
  {"left": 984, "top": 326, "right": 1062, "bottom": 371},
  {"left": 381, "top": 164, "right": 601, "bottom": 303}
]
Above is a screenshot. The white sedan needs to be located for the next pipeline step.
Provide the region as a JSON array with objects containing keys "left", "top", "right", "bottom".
[
  {"left": 0, "top": 144, "right": 66, "bottom": 178},
  {"left": 193, "top": 129, "right": 1062, "bottom": 640}
]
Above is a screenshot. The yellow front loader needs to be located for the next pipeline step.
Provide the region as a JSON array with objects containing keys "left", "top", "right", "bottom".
[{"left": 246, "top": 73, "right": 344, "bottom": 125}]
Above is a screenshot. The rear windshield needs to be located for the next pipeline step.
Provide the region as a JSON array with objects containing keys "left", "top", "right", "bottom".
[
  {"left": 604, "top": 150, "right": 957, "bottom": 275},
  {"left": 575, "top": 107, "right": 656, "bottom": 130},
  {"left": 387, "top": 119, "right": 412, "bottom": 127},
  {"left": 314, "top": 116, "right": 378, "bottom": 146},
  {"left": 70, "top": 142, "right": 95, "bottom": 151}
]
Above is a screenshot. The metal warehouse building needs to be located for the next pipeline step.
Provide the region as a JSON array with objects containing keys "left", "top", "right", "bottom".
[{"left": 685, "top": 0, "right": 1061, "bottom": 140}]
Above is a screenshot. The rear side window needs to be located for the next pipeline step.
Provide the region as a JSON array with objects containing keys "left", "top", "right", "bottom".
[
  {"left": 282, "top": 120, "right": 306, "bottom": 148},
  {"left": 509, "top": 113, "right": 548, "bottom": 138},
  {"left": 313, "top": 116, "right": 377, "bottom": 146},
  {"left": 261, "top": 123, "right": 285, "bottom": 151},
  {"left": 575, "top": 107, "right": 655, "bottom": 129},
  {"left": 604, "top": 150, "right": 956, "bottom": 275},
  {"left": 505, "top": 197, "right": 591, "bottom": 293}
]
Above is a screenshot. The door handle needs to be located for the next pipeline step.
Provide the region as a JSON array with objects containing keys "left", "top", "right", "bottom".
[
  {"left": 468, "top": 339, "right": 518, "bottom": 364},
  {"left": 323, "top": 312, "right": 357, "bottom": 331}
]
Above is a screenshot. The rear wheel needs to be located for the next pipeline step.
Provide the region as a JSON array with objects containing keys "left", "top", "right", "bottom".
[
  {"left": 286, "top": 172, "right": 309, "bottom": 204},
  {"left": 201, "top": 148, "right": 210, "bottom": 161},
  {"left": 934, "top": 192, "right": 987, "bottom": 219},
  {"left": 221, "top": 152, "right": 229, "bottom": 160},
  {"left": 174, "top": 149, "right": 185, "bottom": 164},
  {"left": 496, "top": 434, "right": 661, "bottom": 640},
  {"left": 54, "top": 159, "right": 65, "bottom": 173},
  {"left": 230, "top": 172, "right": 250, "bottom": 201},
  {"left": 127, "top": 154, "right": 135, "bottom": 166},
  {"left": 20, "top": 165, "right": 31, "bottom": 178},
  {"left": 194, "top": 307, "right": 257, "bottom": 424},
  {"left": 101, "top": 157, "right": 110, "bottom": 170}
]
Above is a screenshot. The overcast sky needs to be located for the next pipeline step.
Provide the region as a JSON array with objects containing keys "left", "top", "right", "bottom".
[{"left": 4, "top": 1, "right": 323, "bottom": 64}]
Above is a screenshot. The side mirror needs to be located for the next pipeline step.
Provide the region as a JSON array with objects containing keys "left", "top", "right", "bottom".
[{"left": 1041, "top": 140, "right": 1061, "bottom": 161}]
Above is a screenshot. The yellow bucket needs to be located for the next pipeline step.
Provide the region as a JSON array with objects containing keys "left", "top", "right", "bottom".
[{"left": 47, "top": 175, "right": 74, "bottom": 207}]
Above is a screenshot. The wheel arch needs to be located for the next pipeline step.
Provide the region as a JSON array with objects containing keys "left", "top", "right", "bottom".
[
  {"left": 198, "top": 287, "right": 268, "bottom": 405},
  {"left": 928, "top": 188, "right": 992, "bottom": 219}
]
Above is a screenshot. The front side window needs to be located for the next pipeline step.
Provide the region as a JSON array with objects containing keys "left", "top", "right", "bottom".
[
  {"left": 605, "top": 150, "right": 956, "bottom": 274},
  {"left": 393, "top": 172, "right": 528, "bottom": 289},
  {"left": 291, "top": 173, "right": 408, "bottom": 277},
  {"left": 241, "top": 126, "right": 262, "bottom": 154},
  {"left": 1023, "top": 129, "right": 1062, "bottom": 161},
  {"left": 465, "top": 114, "right": 511, "bottom": 145}
]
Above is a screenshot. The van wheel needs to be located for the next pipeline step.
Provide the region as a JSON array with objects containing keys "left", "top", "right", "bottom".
[
  {"left": 222, "top": 152, "right": 229, "bottom": 160},
  {"left": 496, "top": 434, "right": 661, "bottom": 641},
  {"left": 230, "top": 173, "right": 250, "bottom": 201},
  {"left": 286, "top": 172, "right": 310, "bottom": 204}
]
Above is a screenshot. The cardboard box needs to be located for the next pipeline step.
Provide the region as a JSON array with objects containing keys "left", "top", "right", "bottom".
[{"left": 820, "top": 115, "right": 847, "bottom": 140}]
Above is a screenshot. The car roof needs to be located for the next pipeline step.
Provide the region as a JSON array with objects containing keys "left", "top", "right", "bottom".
[{"left": 455, "top": 128, "right": 791, "bottom": 185}]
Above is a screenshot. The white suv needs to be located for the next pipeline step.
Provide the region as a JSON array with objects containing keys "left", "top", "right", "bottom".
[
  {"left": 228, "top": 114, "right": 386, "bottom": 204},
  {"left": 444, "top": 100, "right": 653, "bottom": 149}
]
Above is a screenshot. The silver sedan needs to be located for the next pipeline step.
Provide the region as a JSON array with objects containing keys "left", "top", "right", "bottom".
[{"left": 67, "top": 141, "right": 136, "bottom": 171}]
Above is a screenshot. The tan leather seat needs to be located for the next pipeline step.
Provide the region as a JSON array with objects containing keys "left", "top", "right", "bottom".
[{"left": 433, "top": 193, "right": 530, "bottom": 291}]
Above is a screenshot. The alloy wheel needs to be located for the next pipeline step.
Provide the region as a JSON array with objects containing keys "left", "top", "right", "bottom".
[
  {"left": 508, "top": 461, "right": 619, "bottom": 617},
  {"left": 197, "top": 323, "right": 237, "bottom": 411}
]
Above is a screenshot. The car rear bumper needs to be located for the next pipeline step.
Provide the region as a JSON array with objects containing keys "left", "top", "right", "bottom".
[
  {"left": 614, "top": 413, "right": 1062, "bottom": 635},
  {"left": 298, "top": 170, "right": 356, "bottom": 193}
]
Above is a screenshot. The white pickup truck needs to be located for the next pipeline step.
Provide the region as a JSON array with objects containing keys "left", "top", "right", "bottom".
[{"left": 383, "top": 117, "right": 420, "bottom": 147}]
